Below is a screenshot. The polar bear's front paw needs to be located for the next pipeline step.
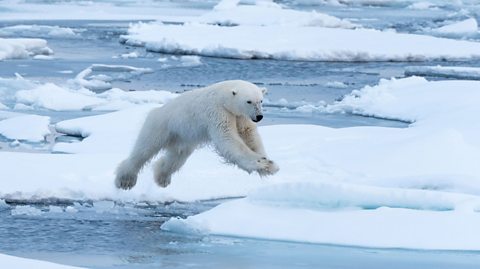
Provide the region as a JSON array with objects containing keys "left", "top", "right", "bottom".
[
  {"left": 115, "top": 173, "right": 138, "bottom": 190},
  {"left": 256, "top": 157, "right": 279, "bottom": 176}
]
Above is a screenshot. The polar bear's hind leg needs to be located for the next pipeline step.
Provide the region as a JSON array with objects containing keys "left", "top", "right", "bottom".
[{"left": 153, "top": 145, "right": 194, "bottom": 187}]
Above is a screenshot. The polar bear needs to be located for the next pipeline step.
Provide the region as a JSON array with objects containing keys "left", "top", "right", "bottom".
[{"left": 115, "top": 80, "right": 279, "bottom": 190}]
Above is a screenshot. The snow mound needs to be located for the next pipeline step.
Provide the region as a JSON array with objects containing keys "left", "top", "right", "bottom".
[
  {"left": 16, "top": 83, "right": 103, "bottom": 111},
  {"left": 0, "top": 114, "right": 50, "bottom": 142},
  {"left": 121, "top": 23, "right": 480, "bottom": 61},
  {"left": 0, "top": 25, "right": 78, "bottom": 38},
  {"left": 405, "top": 65, "right": 480, "bottom": 80},
  {"left": 197, "top": 3, "right": 357, "bottom": 28},
  {"left": 407, "top": 2, "right": 437, "bottom": 10},
  {"left": 54, "top": 105, "right": 158, "bottom": 154},
  {"left": 0, "top": 38, "right": 52, "bottom": 60},
  {"left": 327, "top": 76, "right": 480, "bottom": 123}
]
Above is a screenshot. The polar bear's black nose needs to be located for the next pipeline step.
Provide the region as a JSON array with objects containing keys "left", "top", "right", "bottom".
[{"left": 256, "top": 115, "right": 263, "bottom": 122}]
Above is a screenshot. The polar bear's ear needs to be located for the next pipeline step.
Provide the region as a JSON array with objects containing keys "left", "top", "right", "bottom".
[
  {"left": 232, "top": 89, "right": 237, "bottom": 96},
  {"left": 261, "top": 87, "right": 268, "bottom": 95}
]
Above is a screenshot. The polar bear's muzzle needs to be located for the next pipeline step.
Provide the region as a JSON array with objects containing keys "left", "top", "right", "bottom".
[{"left": 253, "top": 114, "right": 263, "bottom": 122}]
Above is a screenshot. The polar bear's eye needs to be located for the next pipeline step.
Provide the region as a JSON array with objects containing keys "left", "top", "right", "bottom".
[{"left": 247, "top": 101, "right": 252, "bottom": 104}]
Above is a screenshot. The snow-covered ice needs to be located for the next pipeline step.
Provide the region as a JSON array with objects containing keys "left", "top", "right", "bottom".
[
  {"left": 121, "top": 22, "right": 480, "bottom": 61},
  {"left": 0, "top": 114, "right": 50, "bottom": 142},
  {"left": 0, "top": 75, "right": 176, "bottom": 111},
  {"left": 0, "top": 38, "right": 52, "bottom": 60},
  {"left": 197, "top": 2, "right": 357, "bottom": 28},
  {"left": 0, "top": 25, "right": 78, "bottom": 38}
]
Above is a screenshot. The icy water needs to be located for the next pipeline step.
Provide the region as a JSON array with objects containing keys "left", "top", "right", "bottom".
[
  {"left": 2, "top": 200, "right": 480, "bottom": 269},
  {"left": 2, "top": 1, "right": 480, "bottom": 268}
]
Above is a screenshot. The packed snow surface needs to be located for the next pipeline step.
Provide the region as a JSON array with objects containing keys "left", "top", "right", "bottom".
[
  {"left": 0, "top": 38, "right": 52, "bottom": 60},
  {"left": 122, "top": 22, "right": 480, "bottom": 61}
]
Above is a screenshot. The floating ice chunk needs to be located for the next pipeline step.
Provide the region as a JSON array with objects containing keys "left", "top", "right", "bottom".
[
  {"left": 33, "top": 55, "right": 55, "bottom": 60},
  {"left": 93, "top": 200, "right": 115, "bottom": 213},
  {"left": 74, "top": 67, "right": 112, "bottom": 92},
  {"left": 178, "top": 55, "right": 202, "bottom": 67},
  {"left": 405, "top": 65, "right": 480, "bottom": 80},
  {"left": 48, "top": 205, "right": 64, "bottom": 213},
  {"left": 122, "top": 23, "right": 480, "bottom": 61},
  {"left": 10, "top": 140, "right": 20, "bottom": 147},
  {"left": 120, "top": 51, "right": 139, "bottom": 58},
  {"left": 0, "top": 114, "right": 50, "bottom": 142},
  {"left": 15, "top": 83, "right": 104, "bottom": 111},
  {"left": 0, "top": 38, "right": 52, "bottom": 60},
  {"left": 432, "top": 18, "right": 478, "bottom": 35},
  {"left": 13, "top": 103, "right": 35, "bottom": 110},
  {"left": 325, "top": 81, "right": 348, "bottom": 88},
  {"left": 0, "top": 25, "right": 78, "bottom": 38},
  {"left": 97, "top": 88, "right": 177, "bottom": 106},
  {"left": 74, "top": 64, "right": 153, "bottom": 91},
  {"left": 0, "top": 199, "right": 7, "bottom": 208},
  {"left": 65, "top": 206, "right": 78, "bottom": 213},
  {"left": 407, "top": 2, "right": 437, "bottom": 10},
  {"left": 11, "top": 205, "right": 43, "bottom": 216},
  {"left": 58, "top": 70, "right": 73, "bottom": 74}
]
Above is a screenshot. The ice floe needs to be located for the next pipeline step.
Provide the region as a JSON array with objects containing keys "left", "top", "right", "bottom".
[
  {"left": 73, "top": 64, "right": 153, "bottom": 91},
  {"left": 0, "top": 114, "right": 50, "bottom": 142},
  {"left": 0, "top": 74, "right": 176, "bottom": 111},
  {"left": 121, "top": 22, "right": 480, "bottom": 61},
  {"left": 0, "top": 38, "right": 52, "bottom": 60},
  {"left": 0, "top": 25, "right": 78, "bottom": 38}
]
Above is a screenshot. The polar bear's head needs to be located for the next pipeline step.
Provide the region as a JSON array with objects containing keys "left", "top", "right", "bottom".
[{"left": 218, "top": 80, "right": 266, "bottom": 122}]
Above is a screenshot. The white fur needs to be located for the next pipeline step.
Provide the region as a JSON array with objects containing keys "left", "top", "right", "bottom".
[{"left": 115, "top": 80, "right": 279, "bottom": 189}]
